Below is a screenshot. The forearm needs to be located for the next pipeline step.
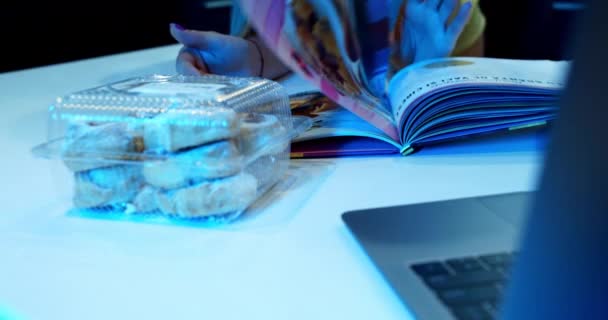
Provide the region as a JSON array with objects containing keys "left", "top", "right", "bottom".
[{"left": 247, "top": 35, "right": 291, "bottom": 80}]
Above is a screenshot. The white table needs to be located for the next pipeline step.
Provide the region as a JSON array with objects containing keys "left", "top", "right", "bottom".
[{"left": 0, "top": 45, "right": 547, "bottom": 320}]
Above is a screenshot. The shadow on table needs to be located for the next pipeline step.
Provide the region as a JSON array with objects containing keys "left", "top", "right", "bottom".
[
  {"left": 226, "top": 159, "right": 336, "bottom": 231},
  {"left": 40, "top": 159, "right": 336, "bottom": 232},
  {"left": 399, "top": 126, "right": 550, "bottom": 164}
]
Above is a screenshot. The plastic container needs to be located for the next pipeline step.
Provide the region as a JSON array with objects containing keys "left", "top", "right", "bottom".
[{"left": 32, "top": 74, "right": 310, "bottom": 225}]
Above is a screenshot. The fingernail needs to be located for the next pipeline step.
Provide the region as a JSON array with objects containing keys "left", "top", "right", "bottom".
[{"left": 172, "top": 23, "right": 185, "bottom": 31}]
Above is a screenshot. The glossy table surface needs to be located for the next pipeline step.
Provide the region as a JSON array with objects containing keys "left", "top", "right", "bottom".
[{"left": 0, "top": 45, "right": 547, "bottom": 320}]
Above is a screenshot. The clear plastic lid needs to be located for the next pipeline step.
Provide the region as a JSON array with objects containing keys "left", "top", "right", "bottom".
[
  {"left": 32, "top": 74, "right": 299, "bottom": 165},
  {"left": 30, "top": 74, "right": 312, "bottom": 223}
]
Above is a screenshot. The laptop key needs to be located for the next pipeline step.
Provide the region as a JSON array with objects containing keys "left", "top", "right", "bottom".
[
  {"left": 411, "top": 253, "right": 511, "bottom": 319},
  {"left": 411, "top": 262, "right": 450, "bottom": 277},
  {"left": 446, "top": 257, "right": 484, "bottom": 273},
  {"left": 425, "top": 270, "right": 505, "bottom": 289},
  {"left": 451, "top": 305, "right": 492, "bottom": 320},
  {"left": 439, "top": 285, "right": 501, "bottom": 306}
]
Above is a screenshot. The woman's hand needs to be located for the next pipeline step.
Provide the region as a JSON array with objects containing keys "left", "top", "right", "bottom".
[
  {"left": 170, "top": 23, "right": 262, "bottom": 76},
  {"left": 400, "top": 0, "right": 473, "bottom": 63}
]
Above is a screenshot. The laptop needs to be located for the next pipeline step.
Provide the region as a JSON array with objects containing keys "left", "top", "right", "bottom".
[{"left": 342, "top": 1, "right": 607, "bottom": 319}]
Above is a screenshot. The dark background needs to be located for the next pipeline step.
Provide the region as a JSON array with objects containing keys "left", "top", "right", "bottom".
[
  {"left": 0, "top": 0, "right": 585, "bottom": 73},
  {"left": 0, "top": 0, "right": 232, "bottom": 72}
]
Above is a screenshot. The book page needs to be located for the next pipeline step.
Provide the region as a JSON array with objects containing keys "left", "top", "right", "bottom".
[
  {"left": 290, "top": 92, "right": 400, "bottom": 147},
  {"left": 350, "top": 1, "right": 392, "bottom": 98},
  {"left": 388, "top": 57, "right": 571, "bottom": 134},
  {"left": 278, "top": 73, "right": 319, "bottom": 96},
  {"left": 238, "top": 0, "right": 399, "bottom": 140}
]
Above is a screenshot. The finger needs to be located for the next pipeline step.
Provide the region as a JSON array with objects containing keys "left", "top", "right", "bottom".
[
  {"left": 176, "top": 48, "right": 208, "bottom": 75},
  {"left": 389, "top": 0, "right": 404, "bottom": 26},
  {"left": 407, "top": 0, "right": 425, "bottom": 9},
  {"left": 446, "top": 0, "right": 472, "bottom": 39},
  {"left": 176, "top": 54, "right": 205, "bottom": 75},
  {"left": 427, "top": 0, "right": 443, "bottom": 10},
  {"left": 170, "top": 23, "right": 214, "bottom": 50},
  {"left": 439, "top": 0, "right": 458, "bottom": 23}
]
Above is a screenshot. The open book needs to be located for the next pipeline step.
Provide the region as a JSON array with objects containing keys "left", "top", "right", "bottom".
[{"left": 238, "top": 0, "right": 569, "bottom": 156}]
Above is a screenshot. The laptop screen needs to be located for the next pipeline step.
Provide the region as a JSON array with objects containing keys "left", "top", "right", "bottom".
[{"left": 499, "top": 0, "right": 608, "bottom": 318}]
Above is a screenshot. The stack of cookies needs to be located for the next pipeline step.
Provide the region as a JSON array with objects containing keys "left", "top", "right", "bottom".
[{"left": 62, "top": 107, "right": 289, "bottom": 219}]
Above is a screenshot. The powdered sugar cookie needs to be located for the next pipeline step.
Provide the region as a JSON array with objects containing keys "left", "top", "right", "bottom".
[
  {"left": 155, "top": 173, "right": 257, "bottom": 218},
  {"left": 73, "top": 165, "right": 142, "bottom": 209},
  {"left": 142, "top": 140, "right": 242, "bottom": 189},
  {"left": 143, "top": 108, "right": 239, "bottom": 153}
]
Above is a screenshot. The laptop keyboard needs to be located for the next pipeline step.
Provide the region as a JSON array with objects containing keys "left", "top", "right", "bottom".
[{"left": 411, "top": 252, "right": 515, "bottom": 320}]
